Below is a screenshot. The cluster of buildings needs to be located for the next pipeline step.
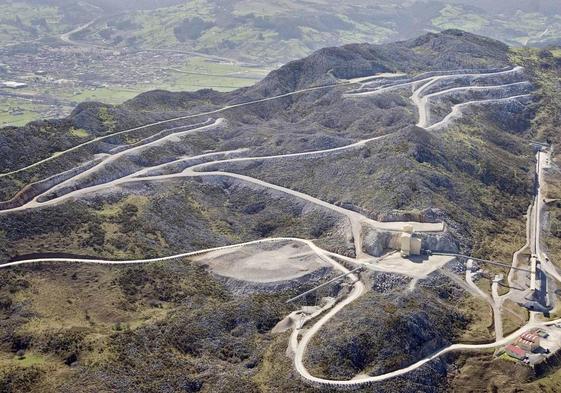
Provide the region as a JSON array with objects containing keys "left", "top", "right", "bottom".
[
  {"left": 503, "top": 329, "right": 549, "bottom": 362},
  {"left": 0, "top": 44, "right": 181, "bottom": 124},
  {"left": 0, "top": 44, "right": 185, "bottom": 92}
]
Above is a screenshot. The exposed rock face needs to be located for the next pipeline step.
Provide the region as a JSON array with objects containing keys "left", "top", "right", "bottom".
[
  {"left": 362, "top": 227, "right": 458, "bottom": 256},
  {"left": 377, "top": 207, "right": 447, "bottom": 224},
  {"left": 417, "top": 232, "right": 459, "bottom": 253},
  {"left": 370, "top": 272, "right": 411, "bottom": 293},
  {"left": 363, "top": 229, "right": 395, "bottom": 257}
]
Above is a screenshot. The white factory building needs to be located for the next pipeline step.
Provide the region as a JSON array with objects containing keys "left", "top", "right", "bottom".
[{"left": 400, "top": 224, "right": 422, "bottom": 257}]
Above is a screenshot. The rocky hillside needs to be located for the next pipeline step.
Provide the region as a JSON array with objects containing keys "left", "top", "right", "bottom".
[
  {"left": 250, "top": 29, "right": 510, "bottom": 94},
  {"left": 0, "top": 30, "right": 540, "bottom": 261},
  {"left": 1, "top": 30, "right": 561, "bottom": 392}
]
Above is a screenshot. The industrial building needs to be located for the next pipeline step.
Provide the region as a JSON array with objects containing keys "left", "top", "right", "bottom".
[
  {"left": 501, "top": 331, "right": 542, "bottom": 363},
  {"left": 400, "top": 224, "right": 422, "bottom": 257},
  {"left": 529, "top": 255, "right": 538, "bottom": 295}
]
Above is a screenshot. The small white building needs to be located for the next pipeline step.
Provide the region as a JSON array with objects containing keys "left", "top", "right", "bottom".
[
  {"left": 493, "top": 273, "right": 504, "bottom": 283},
  {"left": 400, "top": 225, "right": 422, "bottom": 257},
  {"left": 1, "top": 81, "right": 27, "bottom": 89}
]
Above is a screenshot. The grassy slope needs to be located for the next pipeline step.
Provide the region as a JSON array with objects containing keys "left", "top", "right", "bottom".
[
  {"left": 3, "top": 262, "right": 484, "bottom": 392},
  {"left": 0, "top": 260, "right": 301, "bottom": 392},
  {"left": 0, "top": 178, "right": 348, "bottom": 262},
  {"left": 0, "top": 2, "right": 69, "bottom": 43},
  {"left": 1, "top": 259, "right": 464, "bottom": 393}
]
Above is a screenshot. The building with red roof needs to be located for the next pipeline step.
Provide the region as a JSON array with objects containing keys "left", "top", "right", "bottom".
[{"left": 505, "top": 344, "right": 527, "bottom": 360}]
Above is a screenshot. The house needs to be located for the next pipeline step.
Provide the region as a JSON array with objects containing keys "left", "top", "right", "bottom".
[
  {"left": 505, "top": 344, "right": 526, "bottom": 360},
  {"left": 517, "top": 338, "right": 537, "bottom": 352}
]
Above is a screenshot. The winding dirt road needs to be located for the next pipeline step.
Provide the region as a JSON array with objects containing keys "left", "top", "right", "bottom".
[
  {"left": 0, "top": 73, "right": 402, "bottom": 178},
  {"left": 1, "top": 66, "right": 552, "bottom": 388},
  {"left": 345, "top": 66, "right": 529, "bottom": 131}
]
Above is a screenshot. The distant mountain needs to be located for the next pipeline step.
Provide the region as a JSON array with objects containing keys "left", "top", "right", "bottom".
[
  {"left": 120, "top": 29, "right": 510, "bottom": 106},
  {"left": 250, "top": 30, "right": 510, "bottom": 94},
  {"left": 449, "top": 0, "right": 561, "bottom": 14},
  {"left": 28, "top": 0, "right": 187, "bottom": 11},
  {"left": 70, "top": 0, "right": 559, "bottom": 63}
]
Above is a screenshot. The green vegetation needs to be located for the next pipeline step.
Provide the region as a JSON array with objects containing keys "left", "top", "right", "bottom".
[
  {"left": 79, "top": 1, "right": 561, "bottom": 64},
  {"left": 447, "top": 348, "right": 561, "bottom": 392},
  {"left": 0, "top": 230, "right": 8, "bottom": 264},
  {"left": 502, "top": 300, "right": 529, "bottom": 336},
  {"left": 498, "top": 352, "right": 519, "bottom": 363},
  {"left": 3, "top": 1, "right": 561, "bottom": 127},
  {"left": 0, "top": 56, "right": 266, "bottom": 126},
  {"left": 1, "top": 29, "right": 561, "bottom": 392},
  {"left": 509, "top": 47, "right": 561, "bottom": 144},
  {"left": 432, "top": 4, "right": 488, "bottom": 32},
  {"left": 456, "top": 292, "right": 494, "bottom": 343},
  {"left": 434, "top": 47, "right": 561, "bottom": 389},
  {"left": 97, "top": 107, "right": 116, "bottom": 132},
  {"left": 545, "top": 202, "right": 561, "bottom": 270},
  {"left": 305, "top": 271, "right": 494, "bottom": 379},
  {"left": 0, "top": 2, "right": 69, "bottom": 43},
  {"left": 9, "top": 353, "right": 46, "bottom": 367},
  {"left": 528, "top": 367, "right": 561, "bottom": 392},
  {"left": 0, "top": 178, "right": 346, "bottom": 260},
  {"left": 0, "top": 98, "right": 66, "bottom": 128},
  {"left": 68, "top": 128, "right": 89, "bottom": 138},
  {"left": 511, "top": 47, "right": 561, "bottom": 270},
  {"left": 0, "top": 258, "right": 332, "bottom": 392}
]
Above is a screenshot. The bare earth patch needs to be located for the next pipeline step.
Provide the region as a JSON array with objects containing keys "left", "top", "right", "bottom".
[{"left": 192, "top": 240, "right": 331, "bottom": 283}]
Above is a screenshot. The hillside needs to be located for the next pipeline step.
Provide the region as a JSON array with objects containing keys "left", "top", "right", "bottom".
[
  {"left": 58, "top": 0, "right": 561, "bottom": 62},
  {"left": 4, "top": 0, "right": 561, "bottom": 128},
  {"left": 1, "top": 30, "right": 561, "bottom": 392}
]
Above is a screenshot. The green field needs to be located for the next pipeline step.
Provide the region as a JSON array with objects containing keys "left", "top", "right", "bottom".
[
  {"left": 0, "top": 98, "right": 58, "bottom": 127},
  {"left": 0, "top": 56, "right": 269, "bottom": 126},
  {"left": 432, "top": 5, "right": 488, "bottom": 32}
]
